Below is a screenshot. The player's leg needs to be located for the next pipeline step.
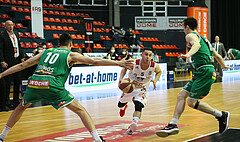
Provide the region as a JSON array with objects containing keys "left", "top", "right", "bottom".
[
  {"left": 118, "top": 93, "right": 132, "bottom": 117},
  {"left": 186, "top": 69, "right": 230, "bottom": 134},
  {"left": 0, "top": 102, "right": 31, "bottom": 141},
  {"left": 118, "top": 101, "right": 128, "bottom": 117},
  {"left": 65, "top": 99, "right": 103, "bottom": 142},
  {"left": 126, "top": 100, "right": 144, "bottom": 135},
  {"left": 156, "top": 89, "right": 189, "bottom": 137}
]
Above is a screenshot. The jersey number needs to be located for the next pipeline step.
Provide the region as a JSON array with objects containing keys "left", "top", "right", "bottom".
[{"left": 44, "top": 52, "right": 60, "bottom": 64}]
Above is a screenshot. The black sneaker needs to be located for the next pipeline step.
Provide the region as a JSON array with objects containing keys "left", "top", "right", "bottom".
[
  {"left": 216, "top": 111, "right": 230, "bottom": 133},
  {"left": 99, "top": 136, "right": 105, "bottom": 142},
  {"left": 156, "top": 124, "right": 179, "bottom": 137}
]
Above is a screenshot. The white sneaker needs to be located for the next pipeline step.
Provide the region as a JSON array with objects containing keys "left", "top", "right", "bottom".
[{"left": 126, "top": 123, "right": 137, "bottom": 135}]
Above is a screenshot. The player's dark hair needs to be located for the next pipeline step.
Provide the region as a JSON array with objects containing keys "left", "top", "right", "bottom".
[
  {"left": 142, "top": 47, "right": 152, "bottom": 53},
  {"left": 59, "top": 33, "right": 72, "bottom": 46},
  {"left": 183, "top": 17, "right": 198, "bottom": 30}
]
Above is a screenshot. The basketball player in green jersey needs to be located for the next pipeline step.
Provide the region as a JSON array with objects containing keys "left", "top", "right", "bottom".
[
  {"left": 0, "top": 33, "right": 134, "bottom": 142},
  {"left": 228, "top": 48, "right": 240, "bottom": 60},
  {"left": 156, "top": 17, "right": 233, "bottom": 137}
]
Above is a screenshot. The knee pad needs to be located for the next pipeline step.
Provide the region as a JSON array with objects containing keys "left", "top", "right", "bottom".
[
  {"left": 118, "top": 101, "right": 127, "bottom": 108},
  {"left": 134, "top": 101, "right": 144, "bottom": 112},
  {"left": 194, "top": 100, "right": 200, "bottom": 109}
]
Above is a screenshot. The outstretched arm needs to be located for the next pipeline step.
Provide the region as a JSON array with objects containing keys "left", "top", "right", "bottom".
[
  {"left": 0, "top": 52, "right": 42, "bottom": 79},
  {"left": 179, "top": 34, "right": 201, "bottom": 59},
  {"left": 69, "top": 52, "right": 134, "bottom": 70},
  {"left": 118, "top": 67, "right": 128, "bottom": 86},
  {"left": 213, "top": 48, "right": 233, "bottom": 69}
]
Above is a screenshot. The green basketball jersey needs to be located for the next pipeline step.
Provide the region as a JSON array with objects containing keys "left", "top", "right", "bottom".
[
  {"left": 189, "top": 32, "right": 214, "bottom": 69},
  {"left": 34, "top": 48, "right": 71, "bottom": 85}
]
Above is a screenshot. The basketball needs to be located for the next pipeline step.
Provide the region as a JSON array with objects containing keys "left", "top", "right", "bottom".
[{"left": 119, "top": 78, "right": 135, "bottom": 93}]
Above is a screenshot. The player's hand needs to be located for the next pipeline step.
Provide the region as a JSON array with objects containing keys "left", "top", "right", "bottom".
[
  {"left": 221, "top": 66, "right": 233, "bottom": 69},
  {"left": 118, "top": 79, "right": 122, "bottom": 87},
  {"left": 0, "top": 73, "right": 2, "bottom": 79},
  {"left": 1, "top": 62, "right": 8, "bottom": 68},
  {"left": 151, "top": 80, "right": 157, "bottom": 90},
  {"left": 120, "top": 59, "right": 134, "bottom": 70},
  {"left": 178, "top": 54, "right": 190, "bottom": 59}
]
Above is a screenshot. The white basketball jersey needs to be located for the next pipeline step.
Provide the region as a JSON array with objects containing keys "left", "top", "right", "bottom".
[{"left": 128, "top": 59, "right": 156, "bottom": 92}]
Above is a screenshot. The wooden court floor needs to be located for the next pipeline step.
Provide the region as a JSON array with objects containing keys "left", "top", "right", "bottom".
[{"left": 0, "top": 79, "right": 240, "bottom": 142}]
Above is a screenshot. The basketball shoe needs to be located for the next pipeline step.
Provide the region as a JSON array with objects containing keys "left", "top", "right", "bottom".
[
  {"left": 126, "top": 122, "right": 137, "bottom": 135},
  {"left": 216, "top": 111, "right": 230, "bottom": 133},
  {"left": 99, "top": 136, "right": 105, "bottom": 142},
  {"left": 119, "top": 104, "right": 128, "bottom": 117},
  {"left": 0, "top": 134, "right": 5, "bottom": 142},
  {"left": 155, "top": 124, "right": 179, "bottom": 137}
]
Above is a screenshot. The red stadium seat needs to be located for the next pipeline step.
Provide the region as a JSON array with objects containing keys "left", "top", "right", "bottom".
[
  {"left": 44, "top": 25, "right": 51, "bottom": 30},
  {"left": 11, "top": 7, "right": 17, "bottom": 11},
  {"left": 17, "top": 7, "right": 23, "bottom": 12},
  {"left": 16, "top": 23, "right": 27, "bottom": 29},
  {"left": 25, "top": 42, "right": 32, "bottom": 48},
  {"left": 68, "top": 26, "right": 77, "bottom": 31},
  {"left": 43, "top": 10, "right": 48, "bottom": 14},
  {"left": 76, "top": 34, "right": 82, "bottom": 39},
  {"left": 50, "top": 25, "right": 57, "bottom": 30},
  {"left": 72, "top": 19, "right": 78, "bottom": 24},
  {"left": 23, "top": 8, "right": 30, "bottom": 13},
  {"left": 67, "top": 19, "right": 72, "bottom": 23},
  {"left": 19, "top": 32, "right": 27, "bottom": 38},
  {"left": 48, "top": 10, "right": 54, "bottom": 15},
  {"left": 73, "top": 43, "right": 80, "bottom": 48},
  {"left": 23, "top": 1, "right": 30, "bottom": 5},
  {"left": 57, "top": 26, "right": 63, "bottom": 30},
  {"left": 32, "top": 42, "right": 39, "bottom": 48},
  {"left": 71, "top": 12, "right": 76, "bottom": 17},
  {"left": 62, "top": 26, "right": 69, "bottom": 31},
  {"left": 55, "top": 18, "right": 61, "bottom": 23},
  {"left": 25, "top": 15, "right": 31, "bottom": 20},
  {"left": 42, "top": 3, "right": 48, "bottom": 7},
  {"left": 31, "top": 33, "right": 41, "bottom": 38},
  {"left": 49, "top": 17, "right": 55, "bottom": 22},
  {"left": 66, "top": 12, "right": 71, "bottom": 16},
  {"left": 46, "top": 43, "right": 53, "bottom": 48},
  {"left": 61, "top": 18, "right": 67, "bottom": 23},
  {"left": 20, "top": 42, "right": 25, "bottom": 48},
  {"left": 53, "top": 33, "right": 59, "bottom": 39},
  {"left": 43, "top": 17, "right": 49, "bottom": 22},
  {"left": 79, "top": 43, "right": 85, "bottom": 48},
  {"left": 60, "top": 11, "right": 65, "bottom": 16},
  {"left": 11, "top": 0, "right": 17, "bottom": 4},
  {"left": 24, "top": 32, "right": 32, "bottom": 38},
  {"left": 48, "top": 4, "right": 54, "bottom": 8},
  {"left": 54, "top": 11, "right": 60, "bottom": 15},
  {"left": 17, "top": 0, "right": 23, "bottom": 5},
  {"left": 71, "top": 34, "right": 77, "bottom": 39}
]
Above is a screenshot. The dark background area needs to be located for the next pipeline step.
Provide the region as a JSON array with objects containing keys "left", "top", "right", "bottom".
[{"left": 211, "top": 0, "right": 240, "bottom": 51}]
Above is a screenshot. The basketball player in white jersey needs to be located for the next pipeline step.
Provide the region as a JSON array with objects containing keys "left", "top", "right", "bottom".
[{"left": 117, "top": 47, "right": 162, "bottom": 135}]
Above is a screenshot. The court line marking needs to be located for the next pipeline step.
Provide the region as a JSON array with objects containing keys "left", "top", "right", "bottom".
[
  {"left": 184, "top": 131, "right": 219, "bottom": 142},
  {"left": 1, "top": 114, "right": 240, "bottom": 125},
  {"left": 184, "top": 128, "right": 240, "bottom": 142}
]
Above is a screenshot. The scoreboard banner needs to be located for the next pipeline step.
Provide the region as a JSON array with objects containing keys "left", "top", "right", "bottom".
[{"left": 135, "top": 16, "right": 186, "bottom": 30}]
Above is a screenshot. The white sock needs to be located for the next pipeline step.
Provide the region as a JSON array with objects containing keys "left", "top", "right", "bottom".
[
  {"left": 170, "top": 118, "right": 178, "bottom": 125},
  {"left": 132, "top": 117, "right": 139, "bottom": 124},
  {"left": 0, "top": 125, "right": 11, "bottom": 140},
  {"left": 90, "top": 130, "right": 101, "bottom": 142},
  {"left": 213, "top": 110, "right": 222, "bottom": 117}
]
